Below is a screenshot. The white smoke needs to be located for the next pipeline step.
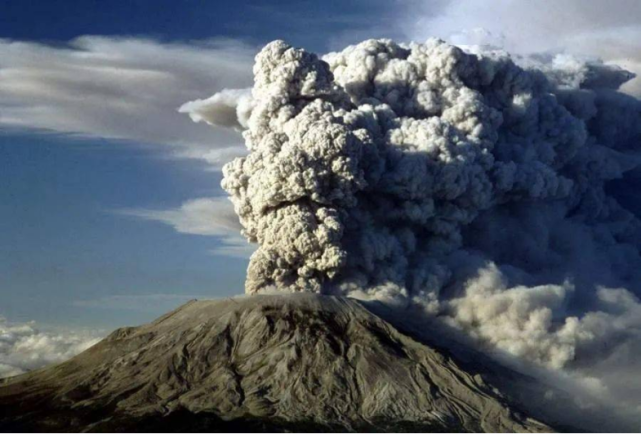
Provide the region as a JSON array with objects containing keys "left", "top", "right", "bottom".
[
  {"left": 0, "top": 317, "right": 101, "bottom": 379},
  {"left": 184, "top": 37, "right": 641, "bottom": 425}
]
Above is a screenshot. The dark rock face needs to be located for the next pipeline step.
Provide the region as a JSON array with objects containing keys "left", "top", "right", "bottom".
[{"left": 0, "top": 295, "right": 553, "bottom": 432}]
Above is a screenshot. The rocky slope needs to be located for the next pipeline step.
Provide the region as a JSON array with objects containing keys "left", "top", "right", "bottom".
[{"left": 0, "top": 294, "right": 557, "bottom": 432}]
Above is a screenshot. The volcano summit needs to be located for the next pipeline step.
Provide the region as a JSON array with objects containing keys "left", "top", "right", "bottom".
[{"left": 0, "top": 294, "right": 565, "bottom": 432}]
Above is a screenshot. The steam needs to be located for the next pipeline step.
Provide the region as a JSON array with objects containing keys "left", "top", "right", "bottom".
[{"left": 182, "top": 37, "right": 641, "bottom": 421}]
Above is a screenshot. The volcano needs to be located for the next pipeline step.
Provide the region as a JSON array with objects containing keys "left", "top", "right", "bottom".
[{"left": 0, "top": 294, "right": 572, "bottom": 432}]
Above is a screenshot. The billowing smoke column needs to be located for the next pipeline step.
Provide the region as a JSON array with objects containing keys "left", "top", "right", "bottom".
[
  {"left": 218, "top": 39, "right": 586, "bottom": 296},
  {"left": 183, "top": 39, "right": 641, "bottom": 373}
]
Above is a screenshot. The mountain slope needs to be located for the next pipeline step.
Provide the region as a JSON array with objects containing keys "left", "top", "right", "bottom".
[{"left": 0, "top": 294, "right": 553, "bottom": 432}]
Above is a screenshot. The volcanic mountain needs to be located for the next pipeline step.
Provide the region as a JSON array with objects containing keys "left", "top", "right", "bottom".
[{"left": 0, "top": 294, "right": 575, "bottom": 432}]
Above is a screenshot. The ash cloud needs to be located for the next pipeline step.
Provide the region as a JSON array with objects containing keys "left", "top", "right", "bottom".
[{"left": 184, "top": 38, "right": 641, "bottom": 426}]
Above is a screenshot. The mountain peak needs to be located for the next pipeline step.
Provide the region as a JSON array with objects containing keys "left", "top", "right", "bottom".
[{"left": 0, "top": 294, "right": 553, "bottom": 432}]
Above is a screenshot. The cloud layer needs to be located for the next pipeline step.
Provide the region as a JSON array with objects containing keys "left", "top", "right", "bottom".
[
  {"left": 72, "top": 293, "right": 211, "bottom": 311},
  {"left": 0, "top": 317, "right": 101, "bottom": 379}
]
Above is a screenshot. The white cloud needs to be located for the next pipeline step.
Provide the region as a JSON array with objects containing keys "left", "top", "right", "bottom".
[
  {"left": 0, "top": 316, "right": 102, "bottom": 379},
  {"left": 179, "top": 87, "right": 252, "bottom": 130},
  {"left": 0, "top": 36, "right": 255, "bottom": 165},
  {"left": 402, "top": 0, "right": 641, "bottom": 96},
  {"left": 118, "top": 197, "right": 255, "bottom": 258}
]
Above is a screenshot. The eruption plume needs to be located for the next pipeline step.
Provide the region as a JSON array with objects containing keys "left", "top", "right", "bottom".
[{"left": 182, "top": 39, "right": 641, "bottom": 377}]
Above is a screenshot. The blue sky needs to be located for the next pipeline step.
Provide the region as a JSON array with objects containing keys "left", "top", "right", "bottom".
[
  {"left": 2, "top": 0, "right": 641, "bottom": 333},
  {"left": 0, "top": 134, "right": 246, "bottom": 327},
  {"left": 0, "top": 0, "right": 406, "bottom": 50}
]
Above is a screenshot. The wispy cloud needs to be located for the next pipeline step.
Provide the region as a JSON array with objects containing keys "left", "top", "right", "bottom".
[
  {"left": 117, "top": 197, "right": 255, "bottom": 258},
  {"left": 72, "top": 293, "right": 212, "bottom": 311},
  {"left": 0, "top": 36, "right": 255, "bottom": 165}
]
